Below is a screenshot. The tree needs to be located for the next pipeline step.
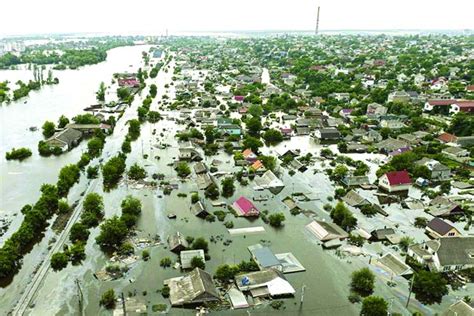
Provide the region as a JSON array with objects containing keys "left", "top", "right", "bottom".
[
  {"left": 263, "top": 129, "right": 283, "bottom": 145},
  {"left": 87, "top": 137, "right": 104, "bottom": 158},
  {"left": 360, "top": 296, "right": 388, "bottom": 316},
  {"left": 331, "top": 202, "right": 357, "bottom": 231},
  {"left": 102, "top": 155, "right": 127, "bottom": 189},
  {"left": 246, "top": 117, "right": 262, "bottom": 136},
  {"left": 81, "top": 193, "right": 104, "bottom": 227},
  {"left": 96, "top": 216, "right": 128, "bottom": 250},
  {"left": 412, "top": 271, "right": 448, "bottom": 305},
  {"left": 350, "top": 268, "right": 375, "bottom": 297},
  {"left": 190, "top": 256, "right": 205, "bottom": 270},
  {"left": 70, "top": 223, "right": 90, "bottom": 243},
  {"left": 149, "top": 84, "right": 157, "bottom": 98},
  {"left": 192, "top": 237, "right": 209, "bottom": 253},
  {"left": 268, "top": 213, "right": 285, "bottom": 227},
  {"left": 248, "top": 104, "right": 263, "bottom": 117},
  {"left": 128, "top": 163, "right": 147, "bottom": 180},
  {"left": 42, "top": 121, "right": 56, "bottom": 138},
  {"left": 68, "top": 242, "right": 86, "bottom": 264},
  {"left": 175, "top": 162, "right": 191, "bottom": 178},
  {"left": 127, "top": 119, "right": 141, "bottom": 140},
  {"left": 242, "top": 136, "right": 263, "bottom": 153},
  {"left": 57, "top": 164, "right": 81, "bottom": 197},
  {"left": 57, "top": 115, "right": 70, "bottom": 128},
  {"left": 204, "top": 183, "right": 220, "bottom": 200},
  {"left": 96, "top": 82, "right": 106, "bottom": 102},
  {"left": 87, "top": 165, "right": 99, "bottom": 179},
  {"left": 5, "top": 148, "right": 32, "bottom": 161},
  {"left": 332, "top": 165, "right": 349, "bottom": 181},
  {"left": 51, "top": 252, "right": 68, "bottom": 271},
  {"left": 100, "top": 289, "right": 116, "bottom": 309},
  {"left": 120, "top": 195, "right": 142, "bottom": 228},
  {"left": 221, "top": 177, "right": 235, "bottom": 198},
  {"left": 214, "top": 264, "right": 240, "bottom": 282}
]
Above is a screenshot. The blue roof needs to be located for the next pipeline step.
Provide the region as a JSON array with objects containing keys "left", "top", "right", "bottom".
[{"left": 252, "top": 247, "right": 280, "bottom": 268}]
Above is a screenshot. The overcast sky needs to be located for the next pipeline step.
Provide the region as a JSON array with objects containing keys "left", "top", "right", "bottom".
[{"left": 1, "top": 0, "right": 473, "bottom": 36}]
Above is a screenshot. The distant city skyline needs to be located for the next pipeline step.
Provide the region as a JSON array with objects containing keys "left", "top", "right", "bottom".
[{"left": 1, "top": 0, "right": 473, "bottom": 36}]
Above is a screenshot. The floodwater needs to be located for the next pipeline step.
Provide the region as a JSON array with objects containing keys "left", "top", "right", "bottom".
[
  {"left": 0, "top": 45, "right": 152, "bottom": 314},
  {"left": 0, "top": 45, "right": 452, "bottom": 316}
]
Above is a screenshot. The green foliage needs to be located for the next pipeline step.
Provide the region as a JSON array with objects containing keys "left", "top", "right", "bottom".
[
  {"left": 57, "top": 115, "right": 70, "bottom": 128},
  {"left": 221, "top": 177, "right": 235, "bottom": 198},
  {"left": 191, "top": 192, "right": 199, "bottom": 204},
  {"left": 70, "top": 223, "right": 90, "bottom": 243},
  {"left": 128, "top": 163, "right": 147, "bottom": 180},
  {"left": 72, "top": 113, "right": 100, "bottom": 124},
  {"left": 190, "top": 256, "right": 205, "bottom": 269},
  {"left": 96, "top": 82, "right": 106, "bottom": 102},
  {"left": 263, "top": 129, "right": 283, "bottom": 145},
  {"left": 412, "top": 271, "right": 448, "bottom": 305},
  {"left": 42, "top": 121, "right": 56, "bottom": 138},
  {"left": 448, "top": 112, "right": 474, "bottom": 137},
  {"left": 5, "top": 148, "right": 32, "bottom": 161},
  {"left": 204, "top": 183, "right": 220, "bottom": 200},
  {"left": 246, "top": 117, "right": 262, "bottom": 136},
  {"left": 57, "top": 164, "right": 81, "bottom": 197},
  {"left": 51, "top": 252, "right": 69, "bottom": 271},
  {"left": 142, "top": 250, "right": 150, "bottom": 261},
  {"left": 330, "top": 201, "right": 357, "bottom": 231},
  {"left": 268, "top": 212, "right": 285, "bottom": 227},
  {"left": 127, "top": 119, "right": 141, "bottom": 140},
  {"left": 192, "top": 237, "right": 209, "bottom": 253},
  {"left": 95, "top": 216, "right": 128, "bottom": 250},
  {"left": 86, "top": 165, "right": 99, "bottom": 179},
  {"left": 87, "top": 137, "right": 104, "bottom": 158},
  {"left": 214, "top": 264, "right": 240, "bottom": 282},
  {"left": 100, "top": 289, "right": 116, "bottom": 309},
  {"left": 102, "top": 154, "right": 127, "bottom": 189},
  {"left": 160, "top": 257, "right": 172, "bottom": 268},
  {"left": 68, "top": 242, "right": 86, "bottom": 265},
  {"left": 175, "top": 162, "right": 191, "bottom": 178},
  {"left": 350, "top": 268, "right": 375, "bottom": 297},
  {"left": 360, "top": 296, "right": 388, "bottom": 316},
  {"left": 80, "top": 193, "right": 104, "bottom": 227}
]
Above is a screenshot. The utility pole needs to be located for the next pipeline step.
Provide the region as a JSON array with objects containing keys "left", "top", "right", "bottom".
[
  {"left": 315, "top": 6, "right": 321, "bottom": 36},
  {"left": 75, "top": 279, "right": 84, "bottom": 316},
  {"left": 406, "top": 274, "right": 415, "bottom": 308},
  {"left": 121, "top": 292, "right": 127, "bottom": 316},
  {"left": 300, "top": 284, "right": 306, "bottom": 305}
]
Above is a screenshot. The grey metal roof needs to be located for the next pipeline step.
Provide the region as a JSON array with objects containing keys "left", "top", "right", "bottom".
[{"left": 252, "top": 247, "right": 281, "bottom": 268}]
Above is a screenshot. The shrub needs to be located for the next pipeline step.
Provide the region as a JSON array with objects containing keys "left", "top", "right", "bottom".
[
  {"left": 100, "top": 289, "right": 116, "bottom": 309},
  {"left": 350, "top": 268, "right": 375, "bottom": 297},
  {"left": 268, "top": 212, "right": 285, "bottom": 227},
  {"left": 5, "top": 148, "right": 32, "bottom": 161}
]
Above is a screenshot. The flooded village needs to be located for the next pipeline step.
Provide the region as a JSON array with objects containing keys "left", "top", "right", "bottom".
[{"left": 1, "top": 33, "right": 473, "bottom": 316}]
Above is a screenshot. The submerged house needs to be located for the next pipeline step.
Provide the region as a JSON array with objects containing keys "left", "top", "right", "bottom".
[
  {"left": 167, "top": 268, "right": 220, "bottom": 306},
  {"left": 168, "top": 231, "right": 189, "bottom": 253},
  {"left": 232, "top": 196, "right": 259, "bottom": 217},
  {"left": 378, "top": 171, "right": 412, "bottom": 192},
  {"left": 254, "top": 170, "right": 285, "bottom": 194},
  {"left": 426, "top": 218, "right": 461, "bottom": 239},
  {"left": 235, "top": 269, "right": 295, "bottom": 298},
  {"left": 408, "top": 237, "right": 474, "bottom": 272},
  {"left": 45, "top": 128, "right": 82, "bottom": 152},
  {"left": 305, "top": 220, "right": 348, "bottom": 242}
]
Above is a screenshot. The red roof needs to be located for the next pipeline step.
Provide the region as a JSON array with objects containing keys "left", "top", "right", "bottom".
[
  {"left": 438, "top": 132, "right": 458, "bottom": 143},
  {"left": 456, "top": 101, "right": 474, "bottom": 108},
  {"left": 385, "top": 170, "right": 412, "bottom": 186},
  {"left": 233, "top": 197, "right": 259, "bottom": 216},
  {"left": 427, "top": 99, "right": 456, "bottom": 106},
  {"left": 466, "top": 85, "right": 474, "bottom": 92},
  {"left": 234, "top": 96, "right": 245, "bottom": 101}
]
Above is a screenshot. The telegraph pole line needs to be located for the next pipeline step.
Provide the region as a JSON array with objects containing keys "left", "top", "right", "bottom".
[
  {"left": 75, "top": 279, "right": 84, "bottom": 316},
  {"left": 406, "top": 273, "right": 416, "bottom": 308},
  {"left": 121, "top": 292, "right": 127, "bottom": 316},
  {"left": 300, "top": 284, "right": 306, "bottom": 305}
]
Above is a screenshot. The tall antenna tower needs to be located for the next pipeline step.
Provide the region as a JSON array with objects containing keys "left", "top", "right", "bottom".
[{"left": 315, "top": 6, "right": 321, "bottom": 35}]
